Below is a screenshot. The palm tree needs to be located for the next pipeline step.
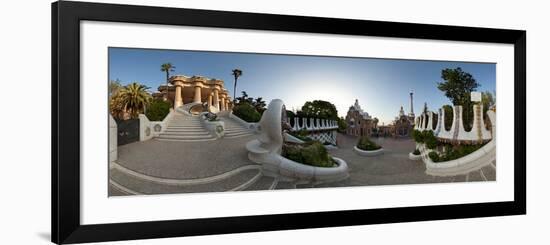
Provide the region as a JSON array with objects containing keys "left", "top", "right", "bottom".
[
  {"left": 231, "top": 69, "right": 243, "bottom": 102},
  {"left": 116, "top": 82, "right": 152, "bottom": 119},
  {"left": 253, "top": 97, "right": 266, "bottom": 113},
  {"left": 160, "top": 63, "right": 176, "bottom": 101}
]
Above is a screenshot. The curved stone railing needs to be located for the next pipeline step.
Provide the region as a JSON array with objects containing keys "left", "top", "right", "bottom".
[
  {"left": 420, "top": 110, "right": 496, "bottom": 176},
  {"left": 138, "top": 109, "right": 175, "bottom": 141},
  {"left": 228, "top": 111, "right": 259, "bottom": 132},
  {"left": 415, "top": 104, "right": 493, "bottom": 143},
  {"left": 246, "top": 99, "right": 349, "bottom": 184}
]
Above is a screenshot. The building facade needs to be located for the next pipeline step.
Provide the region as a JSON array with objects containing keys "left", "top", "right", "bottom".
[
  {"left": 153, "top": 75, "right": 233, "bottom": 112},
  {"left": 391, "top": 106, "right": 414, "bottom": 137},
  {"left": 345, "top": 99, "right": 378, "bottom": 137}
]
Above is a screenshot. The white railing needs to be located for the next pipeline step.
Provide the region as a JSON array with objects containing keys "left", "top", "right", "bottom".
[
  {"left": 288, "top": 117, "right": 338, "bottom": 131},
  {"left": 415, "top": 104, "right": 493, "bottom": 143}
]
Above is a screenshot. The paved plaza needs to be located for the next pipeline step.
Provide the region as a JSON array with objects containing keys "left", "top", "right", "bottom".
[
  {"left": 306, "top": 134, "right": 494, "bottom": 189},
  {"left": 109, "top": 131, "right": 495, "bottom": 196}
]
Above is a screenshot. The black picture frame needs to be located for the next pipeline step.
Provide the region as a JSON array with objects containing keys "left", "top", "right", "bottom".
[{"left": 52, "top": 1, "right": 526, "bottom": 244}]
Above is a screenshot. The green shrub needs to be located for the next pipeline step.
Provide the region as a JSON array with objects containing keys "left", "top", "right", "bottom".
[
  {"left": 145, "top": 99, "right": 171, "bottom": 121},
  {"left": 289, "top": 129, "right": 313, "bottom": 142},
  {"left": 337, "top": 117, "right": 348, "bottom": 132},
  {"left": 428, "top": 151, "right": 440, "bottom": 162},
  {"left": 412, "top": 130, "right": 424, "bottom": 143},
  {"left": 429, "top": 143, "right": 485, "bottom": 163},
  {"left": 232, "top": 103, "right": 261, "bottom": 122},
  {"left": 356, "top": 136, "right": 381, "bottom": 151},
  {"left": 422, "top": 130, "right": 438, "bottom": 149},
  {"left": 282, "top": 141, "right": 336, "bottom": 167},
  {"left": 413, "top": 149, "right": 421, "bottom": 155},
  {"left": 439, "top": 144, "right": 483, "bottom": 162}
]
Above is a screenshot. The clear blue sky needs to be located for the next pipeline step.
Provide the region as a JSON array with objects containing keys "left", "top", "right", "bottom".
[{"left": 109, "top": 47, "right": 496, "bottom": 124}]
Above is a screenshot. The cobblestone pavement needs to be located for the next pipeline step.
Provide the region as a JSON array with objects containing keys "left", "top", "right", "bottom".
[{"left": 309, "top": 134, "right": 493, "bottom": 188}]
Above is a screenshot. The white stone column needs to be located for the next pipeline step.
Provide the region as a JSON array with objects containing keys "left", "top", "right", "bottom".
[
  {"left": 193, "top": 86, "right": 202, "bottom": 103},
  {"left": 208, "top": 93, "right": 213, "bottom": 108},
  {"left": 174, "top": 85, "right": 183, "bottom": 109}
]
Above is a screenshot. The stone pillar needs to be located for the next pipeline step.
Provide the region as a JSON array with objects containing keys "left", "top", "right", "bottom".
[
  {"left": 193, "top": 86, "right": 202, "bottom": 103},
  {"left": 221, "top": 97, "right": 226, "bottom": 111},
  {"left": 208, "top": 93, "right": 213, "bottom": 108},
  {"left": 213, "top": 89, "right": 220, "bottom": 110},
  {"left": 174, "top": 85, "right": 183, "bottom": 109},
  {"left": 225, "top": 100, "right": 229, "bottom": 111}
]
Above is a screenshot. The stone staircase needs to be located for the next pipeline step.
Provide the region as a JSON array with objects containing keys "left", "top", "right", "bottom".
[
  {"left": 156, "top": 112, "right": 216, "bottom": 142},
  {"left": 220, "top": 116, "right": 254, "bottom": 139},
  {"left": 108, "top": 162, "right": 297, "bottom": 196}
]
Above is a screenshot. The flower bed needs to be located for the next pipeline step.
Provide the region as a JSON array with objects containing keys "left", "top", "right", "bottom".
[
  {"left": 354, "top": 136, "right": 383, "bottom": 156},
  {"left": 356, "top": 136, "right": 381, "bottom": 151},
  {"left": 428, "top": 143, "right": 485, "bottom": 162},
  {"left": 282, "top": 141, "right": 336, "bottom": 167},
  {"left": 409, "top": 149, "right": 422, "bottom": 161}
]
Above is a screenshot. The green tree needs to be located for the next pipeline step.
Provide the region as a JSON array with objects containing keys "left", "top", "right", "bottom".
[
  {"left": 300, "top": 100, "right": 339, "bottom": 120},
  {"left": 145, "top": 99, "right": 171, "bottom": 121},
  {"left": 160, "top": 63, "right": 176, "bottom": 84},
  {"left": 109, "top": 79, "right": 122, "bottom": 98},
  {"left": 481, "top": 91, "right": 495, "bottom": 113},
  {"left": 235, "top": 91, "right": 254, "bottom": 105},
  {"left": 112, "top": 82, "right": 152, "bottom": 119},
  {"left": 337, "top": 117, "right": 348, "bottom": 132},
  {"left": 231, "top": 69, "right": 243, "bottom": 102},
  {"left": 252, "top": 97, "right": 267, "bottom": 114},
  {"left": 437, "top": 67, "right": 480, "bottom": 105},
  {"left": 437, "top": 67, "right": 480, "bottom": 130},
  {"left": 160, "top": 63, "right": 175, "bottom": 101}
]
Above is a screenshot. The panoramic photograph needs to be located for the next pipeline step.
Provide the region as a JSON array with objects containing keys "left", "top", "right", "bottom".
[{"left": 107, "top": 47, "right": 497, "bottom": 196}]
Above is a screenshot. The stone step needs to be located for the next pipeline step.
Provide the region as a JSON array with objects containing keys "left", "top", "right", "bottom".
[
  {"left": 156, "top": 138, "right": 217, "bottom": 142},
  {"left": 467, "top": 170, "right": 484, "bottom": 182},
  {"left": 165, "top": 125, "right": 207, "bottom": 129},
  {"left": 224, "top": 127, "right": 249, "bottom": 131},
  {"left": 274, "top": 181, "right": 296, "bottom": 190},
  {"left": 157, "top": 134, "right": 215, "bottom": 141},
  {"left": 158, "top": 133, "right": 213, "bottom": 138},
  {"left": 480, "top": 165, "right": 496, "bottom": 181},
  {"left": 163, "top": 129, "right": 211, "bottom": 134},
  {"left": 108, "top": 183, "right": 130, "bottom": 196},
  {"left": 109, "top": 168, "right": 262, "bottom": 195},
  {"left": 170, "top": 119, "right": 201, "bottom": 121},
  {"left": 224, "top": 133, "right": 254, "bottom": 139},
  {"left": 244, "top": 175, "right": 277, "bottom": 191},
  {"left": 224, "top": 129, "right": 252, "bottom": 134},
  {"left": 168, "top": 122, "right": 202, "bottom": 125},
  {"left": 225, "top": 131, "right": 253, "bottom": 137}
]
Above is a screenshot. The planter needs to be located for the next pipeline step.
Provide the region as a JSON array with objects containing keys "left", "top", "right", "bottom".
[
  {"left": 276, "top": 156, "right": 349, "bottom": 183},
  {"left": 353, "top": 146, "right": 384, "bottom": 156},
  {"left": 408, "top": 152, "right": 422, "bottom": 161}
]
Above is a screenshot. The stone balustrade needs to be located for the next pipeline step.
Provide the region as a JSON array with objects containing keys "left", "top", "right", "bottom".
[
  {"left": 287, "top": 117, "right": 339, "bottom": 131},
  {"left": 415, "top": 104, "right": 493, "bottom": 143}
]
